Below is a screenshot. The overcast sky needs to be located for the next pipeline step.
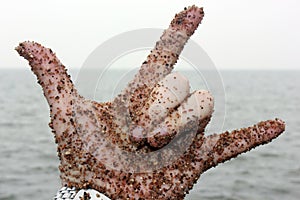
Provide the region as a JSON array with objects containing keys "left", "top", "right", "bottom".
[{"left": 1, "top": 0, "right": 299, "bottom": 70}]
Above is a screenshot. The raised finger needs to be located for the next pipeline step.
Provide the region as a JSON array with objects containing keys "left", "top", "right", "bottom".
[
  {"left": 200, "top": 119, "right": 285, "bottom": 172},
  {"left": 155, "top": 119, "right": 285, "bottom": 198},
  {"left": 115, "top": 6, "right": 204, "bottom": 111}
]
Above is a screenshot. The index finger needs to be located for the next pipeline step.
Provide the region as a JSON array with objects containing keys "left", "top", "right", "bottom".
[{"left": 115, "top": 6, "right": 204, "bottom": 108}]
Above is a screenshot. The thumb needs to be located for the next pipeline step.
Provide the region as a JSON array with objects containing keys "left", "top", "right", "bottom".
[{"left": 16, "top": 41, "right": 78, "bottom": 140}]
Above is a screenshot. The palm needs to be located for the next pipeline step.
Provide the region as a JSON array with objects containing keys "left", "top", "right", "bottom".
[{"left": 16, "top": 5, "right": 285, "bottom": 200}]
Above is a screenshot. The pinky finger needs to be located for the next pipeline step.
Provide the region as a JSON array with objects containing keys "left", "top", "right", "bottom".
[{"left": 200, "top": 119, "right": 286, "bottom": 172}]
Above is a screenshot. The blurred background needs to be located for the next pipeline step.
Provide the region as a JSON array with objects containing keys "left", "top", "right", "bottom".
[{"left": 0, "top": 0, "right": 299, "bottom": 199}]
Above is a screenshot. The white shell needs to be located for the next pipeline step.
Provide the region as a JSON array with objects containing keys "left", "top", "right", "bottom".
[{"left": 74, "top": 189, "right": 111, "bottom": 200}]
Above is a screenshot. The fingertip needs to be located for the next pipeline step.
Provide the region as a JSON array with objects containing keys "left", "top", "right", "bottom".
[
  {"left": 171, "top": 5, "right": 205, "bottom": 36},
  {"left": 148, "top": 126, "right": 169, "bottom": 148},
  {"left": 130, "top": 126, "right": 146, "bottom": 144}
]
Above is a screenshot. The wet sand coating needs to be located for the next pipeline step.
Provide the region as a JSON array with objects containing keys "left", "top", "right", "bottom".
[{"left": 16, "top": 5, "right": 285, "bottom": 200}]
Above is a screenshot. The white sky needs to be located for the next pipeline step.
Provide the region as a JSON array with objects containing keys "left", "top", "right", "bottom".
[{"left": 1, "top": 0, "right": 299, "bottom": 70}]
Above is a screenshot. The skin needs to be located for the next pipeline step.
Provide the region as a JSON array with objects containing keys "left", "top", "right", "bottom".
[{"left": 16, "top": 5, "right": 285, "bottom": 200}]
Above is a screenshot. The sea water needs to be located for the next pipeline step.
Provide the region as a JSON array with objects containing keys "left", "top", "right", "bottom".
[{"left": 0, "top": 69, "right": 299, "bottom": 200}]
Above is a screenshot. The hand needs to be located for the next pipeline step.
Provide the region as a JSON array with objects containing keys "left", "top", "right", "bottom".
[{"left": 16, "top": 5, "right": 285, "bottom": 200}]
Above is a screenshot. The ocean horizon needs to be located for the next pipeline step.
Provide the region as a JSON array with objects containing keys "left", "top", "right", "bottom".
[{"left": 0, "top": 69, "right": 299, "bottom": 200}]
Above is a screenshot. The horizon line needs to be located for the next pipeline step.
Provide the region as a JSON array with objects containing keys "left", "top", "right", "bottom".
[{"left": 1, "top": 67, "right": 299, "bottom": 71}]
